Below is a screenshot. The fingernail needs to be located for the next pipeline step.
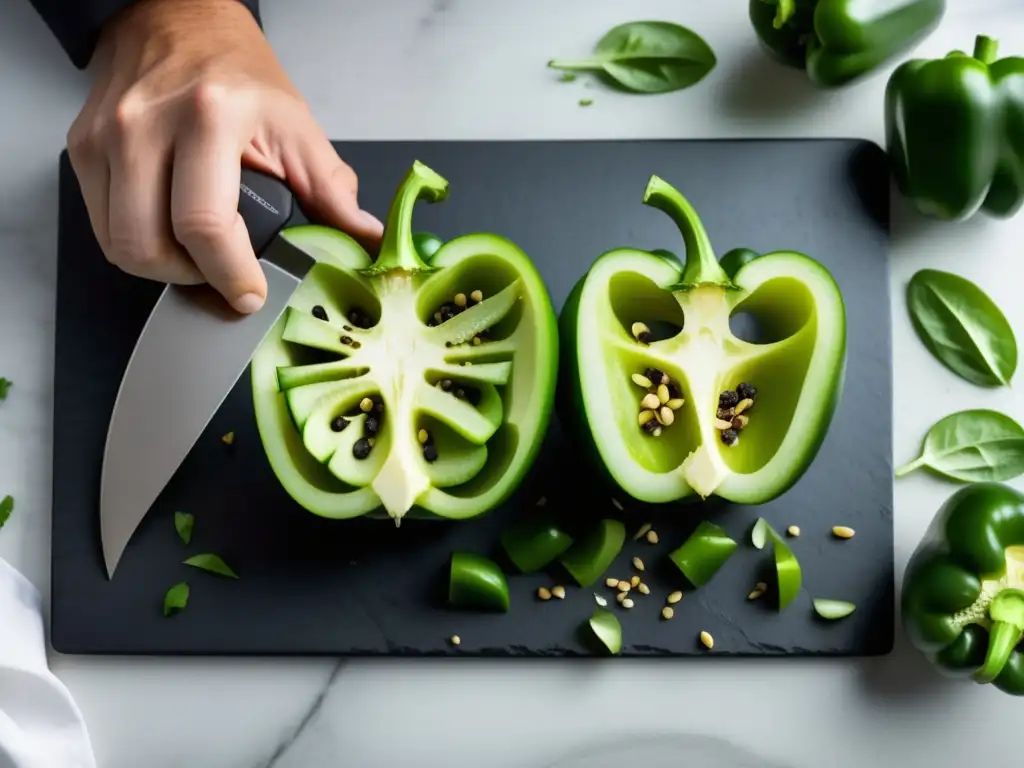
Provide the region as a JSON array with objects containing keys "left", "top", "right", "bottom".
[
  {"left": 359, "top": 210, "right": 384, "bottom": 235},
  {"left": 235, "top": 292, "right": 265, "bottom": 314}
]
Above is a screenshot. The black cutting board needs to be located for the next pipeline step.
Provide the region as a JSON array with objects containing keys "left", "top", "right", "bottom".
[{"left": 50, "top": 139, "right": 894, "bottom": 657}]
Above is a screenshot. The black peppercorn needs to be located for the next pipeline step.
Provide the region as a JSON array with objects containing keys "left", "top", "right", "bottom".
[
  {"left": 440, "top": 379, "right": 453, "bottom": 391},
  {"left": 720, "top": 428, "right": 739, "bottom": 446},
  {"left": 364, "top": 415, "right": 380, "bottom": 435},
  {"left": 330, "top": 416, "right": 349, "bottom": 433},
  {"left": 340, "top": 335, "right": 353, "bottom": 345},
  {"left": 737, "top": 382, "right": 757, "bottom": 400},
  {"left": 423, "top": 443, "right": 438, "bottom": 463},
  {"left": 352, "top": 438, "right": 372, "bottom": 460},
  {"left": 644, "top": 368, "right": 666, "bottom": 386},
  {"left": 719, "top": 390, "right": 739, "bottom": 409},
  {"left": 311, "top": 305, "right": 328, "bottom": 322},
  {"left": 642, "top": 419, "right": 659, "bottom": 435}
]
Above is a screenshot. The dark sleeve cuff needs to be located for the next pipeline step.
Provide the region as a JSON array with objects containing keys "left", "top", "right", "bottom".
[{"left": 28, "top": 0, "right": 262, "bottom": 70}]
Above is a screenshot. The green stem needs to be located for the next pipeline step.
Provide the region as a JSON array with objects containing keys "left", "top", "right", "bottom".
[
  {"left": 771, "top": 0, "right": 797, "bottom": 29},
  {"left": 974, "top": 35, "right": 999, "bottom": 65},
  {"left": 547, "top": 59, "right": 602, "bottom": 71},
  {"left": 894, "top": 455, "right": 926, "bottom": 478},
  {"left": 976, "top": 588, "right": 1024, "bottom": 684},
  {"left": 642, "top": 175, "right": 733, "bottom": 290},
  {"left": 362, "top": 160, "right": 447, "bottom": 276}
]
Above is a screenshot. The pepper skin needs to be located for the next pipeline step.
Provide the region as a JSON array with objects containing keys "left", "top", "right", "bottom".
[
  {"left": 886, "top": 35, "right": 1024, "bottom": 221},
  {"left": 448, "top": 552, "right": 510, "bottom": 612},
  {"left": 558, "top": 174, "right": 846, "bottom": 505},
  {"left": 250, "top": 161, "right": 558, "bottom": 523},
  {"left": 902, "top": 482, "right": 1024, "bottom": 695},
  {"left": 750, "top": 0, "right": 946, "bottom": 87}
]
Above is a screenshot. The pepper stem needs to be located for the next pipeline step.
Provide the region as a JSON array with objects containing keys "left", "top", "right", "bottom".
[
  {"left": 768, "top": 0, "right": 797, "bottom": 29},
  {"left": 975, "top": 588, "right": 1024, "bottom": 684},
  {"left": 361, "top": 160, "right": 447, "bottom": 276},
  {"left": 642, "top": 175, "right": 734, "bottom": 290},
  {"left": 974, "top": 35, "right": 999, "bottom": 65}
]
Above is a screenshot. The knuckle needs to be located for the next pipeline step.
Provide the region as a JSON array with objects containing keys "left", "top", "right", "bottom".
[
  {"left": 66, "top": 118, "right": 98, "bottom": 165},
  {"left": 111, "top": 92, "right": 147, "bottom": 137},
  {"left": 173, "top": 209, "right": 234, "bottom": 245},
  {"left": 330, "top": 161, "right": 359, "bottom": 196},
  {"left": 190, "top": 80, "right": 231, "bottom": 122}
]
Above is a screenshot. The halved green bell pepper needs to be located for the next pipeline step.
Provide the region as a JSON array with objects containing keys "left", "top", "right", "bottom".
[
  {"left": 886, "top": 34, "right": 1024, "bottom": 221},
  {"left": 558, "top": 174, "right": 846, "bottom": 505},
  {"left": 250, "top": 161, "right": 558, "bottom": 523},
  {"left": 903, "top": 482, "right": 1024, "bottom": 695},
  {"left": 750, "top": 0, "right": 945, "bottom": 87}
]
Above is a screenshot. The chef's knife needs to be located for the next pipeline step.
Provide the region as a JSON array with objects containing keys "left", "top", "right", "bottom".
[{"left": 100, "top": 169, "right": 313, "bottom": 579}]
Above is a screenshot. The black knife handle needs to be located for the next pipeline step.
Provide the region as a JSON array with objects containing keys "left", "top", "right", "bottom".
[{"left": 238, "top": 168, "right": 297, "bottom": 254}]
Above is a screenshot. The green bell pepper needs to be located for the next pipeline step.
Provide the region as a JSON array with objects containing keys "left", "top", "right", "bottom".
[
  {"left": 500, "top": 518, "right": 574, "bottom": 573},
  {"left": 668, "top": 521, "right": 737, "bottom": 588},
  {"left": 558, "top": 519, "right": 625, "bottom": 587},
  {"left": 902, "top": 482, "right": 1024, "bottom": 695},
  {"left": 885, "top": 34, "right": 1024, "bottom": 222},
  {"left": 749, "top": 0, "right": 946, "bottom": 87},
  {"left": 250, "top": 161, "right": 559, "bottom": 523},
  {"left": 558, "top": 174, "right": 846, "bottom": 505},
  {"left": 448, "top": 552, "right": 510, "bottom": 612}
]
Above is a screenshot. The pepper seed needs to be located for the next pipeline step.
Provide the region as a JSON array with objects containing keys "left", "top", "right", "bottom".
[
  {"left": 418, "top": 429, "right": 430, "bottom": 444},
  {"left": 440, "top": 379, "right": 453, "bottom": 391},
  {"left": 732, "top": 414, "right": 749, "bottom": 430},
  {"left": 667, "top": 398, "right": 685, "bottom": 410},
  {"left": 622, "top": 598, "right": 635, "bottom": 610},
  {"left": 787, "top": 525, "right": 801, "bottom": 537},
  {"left": 632, "top": 556, "right": 645, "bottom": 572},
  {"left": 617, "top": 580, "right": 631, "bottom": 593},
  {"left": 311, "top": 305, "right": 328, "bottom": 321},
  {"left": 644, "top": 368, "right": 668, "bottom": 386},
  {"left": 641, "top": 393, "right": 661, "bottom": 410},
  {"left": 734, "top": 398, "right": 754, "bottom": 416},
  {"left": 646, "top": 530, "right": 659, "bottom": 544},
  {"left": 551, "top": 585, "right": 566, "bottom": 600},
  {"left": 700, "top": 630, "right": 714, "bottom": 650},
  {"left": 652, "top": 426, "right": 663, "bottom": 437},
  {"left": 470, "top": 289, "right": 483, "bottom": 303},
  {"left": 631, "top": 322, "right": 651, "bottom": 343},
  {"left": 616, "top": 591, "right": 628, "bottom": 604},
  {"left": 639, "top": 410, "right": 656, "bottom": 427},
  {"left": 717, "top": 408, "right": 735, "bottom": 421},
  {"left": 343, "top": 325, "right": 353, "bottom": 332},
  {"left": 423, "top": 443, "right": 439, "bottom": 462},
  {"left": 630, "top": 575, "right": 640, "bottom": 588},
  {"left": 721, "top": 429, "right": 739, "bottom": 446},
  {"left": 631, "top": 373, "right": 653, "bottom": 389},
  {"left": 605, "top": 577, "right": 619, "bottom": 588},
  {"left": 365, "top": 415, "right": 381, "bottom": 436},
  {"left": 832, "top": 525, "right": 855, "bottom": 539},
  {"left": 450, "top": 634, "right": 461, "bottom": 646},
  {"left": 737, "top": 382, "right": 757, "bottom": 400},
  {"left": 452, "top": 293, "right": 467, "bottom": 308},
  {"left": 330, "top": 416, "right": 350, "bottom": 433},
  {"left": 719, "top": 390, "right": 739, "bottom": 409},
  {"left": 713, "top": 418, "right": 733, "bottom": 431},
  {"left": 472, "top": 336, "right": 482, "bottom": 346},
  {"left": 637, "top": 582, "right": 651, "bottom": 595},
  {"left": 658, "top": 406, "right": 675, "bottom": 426},
  {"left": 340, "top": 335, "right": 353, "bottom": 345},
  {"left": 351, "top": 341, "right": 362, "bottom": 350},
  {"left": 633, "top": 522, "right": 652, "bottom": 541},
  {"left": 756, "top": 582, "right": 767, "bottom": 591},
  {"left": 747, "top": 587, "right": 765, "bottom": 600},
  {"left": 611, "top": 498, "right": 624, "bottom": 511},
  {"left": 352, "top": 438, "right": 372, "bottom": 460},
  {"left": 667, "top": 590, "right": 683, "bottom": 604},
  {"left": 367, "top": 437, "right": 376, "bottom": 447},
  {"left": 537, "top": 587, "right": 552, "bottom": 601},
  {"left": 657, "top": 384, "right": 670, "bottom": 404},
  {"left": 661, "top": 606, "right": 674, "bottom": 620}
]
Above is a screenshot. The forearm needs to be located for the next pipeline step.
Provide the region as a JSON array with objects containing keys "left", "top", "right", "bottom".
[{"left": 26, "top": 0, "right": 261, "bottom": 69}]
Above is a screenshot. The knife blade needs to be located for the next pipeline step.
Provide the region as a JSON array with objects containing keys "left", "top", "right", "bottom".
[{"left": 100, "top": 168, "right": 313, "bottom": 579}]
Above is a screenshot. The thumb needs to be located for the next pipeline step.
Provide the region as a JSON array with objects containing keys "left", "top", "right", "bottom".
[{"left": 285, "top": 123, "right": 384, "bottom": 250}]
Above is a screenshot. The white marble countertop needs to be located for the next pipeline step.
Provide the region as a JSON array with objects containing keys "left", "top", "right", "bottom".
[{"left": 2, "top": 0, "right": 1024, "bottom": 765}]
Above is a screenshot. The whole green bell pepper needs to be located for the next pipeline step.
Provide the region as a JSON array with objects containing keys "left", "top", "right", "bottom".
[
  {"left": 250, "top": 161, "right": 558, "bottom": 523},
  {"left": 886, "top": 35, "right": 1024, "bottom": 221},
  {"left": 558, "top": 174, "right": 846, "bottom": 505},
  {"left": 749, "top": 0, "right": 946, "bottom": 87},
  {"left": 902, "top": 482, "right": 1024, "bottom": 695}
]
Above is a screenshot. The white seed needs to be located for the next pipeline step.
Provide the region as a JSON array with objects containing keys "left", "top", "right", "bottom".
[
  {"left": 639, "top": 409, "right": 656, "bottom": 426},
  {"left": 367, "top": 437, "right": 376, "bottom": 447},
  {"left": 470, "top": 289, "right": 483, "bottom": 303},
  {"left": 659, "top": 406, "right": 675, "bottom": 426},
  {"left": 622, "top": 598, "right": 635, "bottom": 609},
  {"left": 632, "top": 556, "right": 645, "bottom": 572},
  {"left": 641, "top": 393, "right": 661, "bottom": 410},
  {"left": 632, "top": 373, "right": 653, "bottom": 388},
  {"left": 450, "top": 634, "right": 461, "bottom": 646},
  {"left": 360, "top": 397, "right": 374, "bottom": 412},
  {"left": 537, "top": 587, "right": 552, "bottom": 601},
  {"left": 617, "top": 580, "right": 631, "bottom": 592},
  {"left": 594, "top": 593, "right": 608, "bottom": 607},
  {"left": 661, "top": 606, "right": 675, "bottom": 620},
  {"left": 787, "top": 525, "right": 801, "bottom": 537},
  {"left": 733, "top": 414, "right": 749, "bottom": 429},
  {"left": 700, "top": 630, "right": 714, "bottom": 649},
  {"left": 714, "top": 418, "right": 734, "bottom": 430},
  {"left": 667, "top": 590, "right": 683, "bottom": 604},
  {"left": 734, "top": 397, "right": 754, "bottom": 415},
  {"left": 611, "top": 497, "right": 624, "bottom": 511},
  {"left": 652, "top": 427, "right": 663, "bottom": 437},
  {"left": 631, "top": 322, "right": 650, "bottom": 341},
  {"left": 833, "top": 525, "right": 855, "bottom": 539},
  {"left": 657, "top": 383, "right": 670, "bottom": 404},
  {"left": 747, "top": 588, "right": 765, "bottom": 600},
  {"left": 630, "top": 575, "right": 641, "bottom": 588},
  {"left": 646, "top": 530, "right": 660, "bottom": 545},
  {"left": 418, "top": 429, "right": 429, "bottom": 444},
  {"left": 472, "top": 336, "right": 482, "bottom": 346},
  {"left": 434, "top": 311, "right": 443, "bottom": 324},
  {"left": 454, "top": 293, "right": 468, "bottom": 308},
  {"left": 616, "top": 591, "right": 628, "bottom": 604},
  {"left": 605, "top": 577, "right": 619, "bottom": 588},
  {"left": 637, "top": 582, "right": 651, "bottom": 595},
  {"left": 633, "top": 522, "right": 652, "bottom": 541},
  {"left": 756, "top": 582, "right": 768, "bottom": 592},
  {"left": 666, "top": 398, "right": 685, "bottom": 410},
  {"left": 551, "top": 585, "right": 566, "bottom": 599}
]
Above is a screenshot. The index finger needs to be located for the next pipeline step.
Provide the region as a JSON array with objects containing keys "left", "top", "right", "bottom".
[{"left": 170, "top": 120, "right": 267, "bottom": 314}]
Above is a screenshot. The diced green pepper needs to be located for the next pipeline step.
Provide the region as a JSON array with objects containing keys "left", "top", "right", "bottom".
[
  {"left": 500, "top": 518, "right": 574, "bottom": 573},
  {"left": 768, "top": 524, "right": 802, "bottom": 610},
  {"left": 668, "top": 520, "right": 737, "bottom": 587},
  {"left": 587, "top": 606, "right": 623, "bottom": 655},
  {"left": 558, "top": 519, "right": 625, "bottom": 587},
  {"left": 448, "top": 552, "right": 510, "bottom": 612}
]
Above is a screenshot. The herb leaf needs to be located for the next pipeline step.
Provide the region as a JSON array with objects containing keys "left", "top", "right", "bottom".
[
  {"left": 895, "top": 409, "right": 1024, "bottom": 483},
  {"left": 0, "top": 378, "right": 10, "bottom": 400},
  {"left": 907, "top": 269, "right": 1017, "bottom": 387},
  {"left": 547, "top": 21, "right": 716, "bottom": 94},
  {"left": 163, "top": 582, "right": 189, "bottom": 616},
  {"left": 174, "top": 511, "right": 194, "bottom": 545},
  {"left": 0, "top": 496, "right": 13, "bottom": 530},
  {"left": 183, "top": 553, "right": 238, "bottom": 579}
]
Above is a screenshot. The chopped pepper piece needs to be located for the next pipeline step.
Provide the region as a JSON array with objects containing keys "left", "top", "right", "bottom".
[
  {"left": 886, "top": 34, "right": 1024, "bottom": 221},
  {"left": 668, "top": 520, "right": 738, "bottom": 587},
  {"left": 586, "top": 606, "right": 623, "bottom": 655},
  {"left": 903, "top": 482, "right": 1024, "bottom": 695},
  {"left": 558, "top": 174, "right": 846, "bottom": 505},
  {"left": 448, "top": 552, "right": 510, "bottom": 612},
  {"left": 250, "top": 161, "right": 558, "bottom": 523},
  {"left": 500, "top": 518, "right": 574, "bottom": 573},
  {"left": 558, "top": 519, "right": 625, "bottom": 587},
  {"left": 749, "top": 0, "right": 946, "bottom": 87}
]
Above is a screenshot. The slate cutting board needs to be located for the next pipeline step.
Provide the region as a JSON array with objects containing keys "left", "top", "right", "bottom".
[{"left": 50, "top": 139, "right": 894, "bottom": 657}]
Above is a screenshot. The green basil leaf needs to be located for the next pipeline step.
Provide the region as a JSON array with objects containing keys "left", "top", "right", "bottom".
[
  {"left": 0, "top": 378, "right": 10, "bottom": 400},
  {"left": 547, "top": 21, "right": 716, "bottom": 94},
  {"left": 163, "top": 582, "right": 189, "bottom": 616},
  {"left": 0, "top": 495, "right": 13, "bottom": 530},
  {"left": 174, "top": 511, "right": 194, "bottom": 546},
  {"left": 183, "top": 553, "right": 238, "bottom": 579},
  {"left": 895, "top": 409, "right": 1024, "bottom": 483},
  {"left": 907, "top": 269, "right": 1017, "bottom": 387}
]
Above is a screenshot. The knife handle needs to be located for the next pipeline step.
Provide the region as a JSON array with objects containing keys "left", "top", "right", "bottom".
[{"left": 238, "top": 168, "right": 297, "bottom": 255}]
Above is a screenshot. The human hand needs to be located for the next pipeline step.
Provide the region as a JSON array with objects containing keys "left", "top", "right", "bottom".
[{"left": 66, "top": 0, "right": 383, "bottom": 314}]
